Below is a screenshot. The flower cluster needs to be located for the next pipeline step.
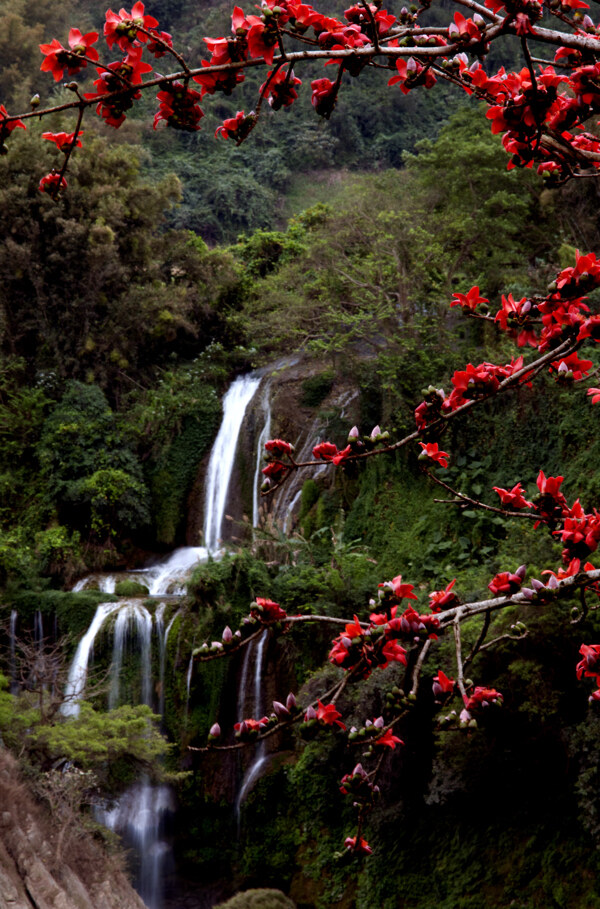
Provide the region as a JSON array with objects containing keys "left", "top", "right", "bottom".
[
  {"left": 460, "top": 686, "right": 504, "bottom": 724},
  {"left": 488, "top": 564, "right": 526, "bottom": 596},
  {"left": 328, "top": 575, "right": 443, "bottom": 678},
  {"left": 250, "top": 597, "right": 287, "bottom": 622},
  {"left": 576, "top": 644, "right": 600, "bottom": 701},
  {"left": 154, "top": 82, "right": 204, "bottom": 131}
]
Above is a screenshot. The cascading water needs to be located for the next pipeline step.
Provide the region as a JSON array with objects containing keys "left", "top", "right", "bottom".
[
  {"left": 204, "top": 374, "right": 261, "bottom": 553},
  {"left": 62, "top": 602, "right": 122, "bottom": 717},
  {"left": 252, "top": 386, "right": 272, "bottom": 529},
  {"left": 156, "top": 604, "right": 180, "bottom": 721},
  {"left": 108, "top": 603, "right": 153, "bottom": 710},
  {"left": 9, "top": 609, "right": 18, "bottom": 695},
  {"left": 95, "top": 602, "right": 175, "bottom": 909},
  {"left": 61, "top": 372, "right": 266, "bottom": 906},
  {"left": 235, "top": 629, "right": 269, "bottom": 820}
]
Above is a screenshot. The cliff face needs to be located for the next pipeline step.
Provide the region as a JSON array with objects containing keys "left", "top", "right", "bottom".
[{"left": 0, "top": 751, "right": 145, "bottom": 909}]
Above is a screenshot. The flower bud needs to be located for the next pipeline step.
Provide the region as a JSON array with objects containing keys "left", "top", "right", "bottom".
[
  {"left": 30, "top": 94, "right": 41, "bottom": 109},
  {"left": 222, "top": 626, "right": 233, "bottom": 643},
  {"left": 286, "top": 692, "right": 297, "bottom": 712},
  {"left": 305, "top": 705, "right": 317, "bottom": 721},
  {"left": 208, "top": 722, "right": 221, "bottom": 739},
  {"left": 273, "top": 700, "right": 291, "bottom": 720}
]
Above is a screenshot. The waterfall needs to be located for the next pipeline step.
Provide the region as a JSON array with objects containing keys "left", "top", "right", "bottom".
[
  {"left": 62, "top": 602, "right": 122, "bottom": 717},
  {"left": 99, "top": 781, "right": 175, "bottom": 909},
  {"left": 142, "top": 547, "right": 207, "bottom": 596},
  {"left": 203, "top": 374, "right": 261, "bottom": 553},
  {"left": 252, "top": 386, "right": 272, "bottom": 529},
  {"left": 9, "top": 610, "right": 18, "bottom": 695},
  {"left": 236, "top": 630, "right": 269, "bottom": 817},
  {"left": 73, "top": 548, "right": 207, "bottom": 597},
  {"left": 62, "top": 371, "right": 266, "bottom": 905},
  {"left": 108, "top": 603, "right": 153, "bottom": 710},
  {"left": 184, "top": 650, "right": 194, "bottom": 723},
  {"left": 94, "top": 601, "right": 175, "bottom": 909},
  {"left": 157, "top": 606, "right": 179, "bottom": 721},
  {"left": 72, "top": 574, "right": 117, "bottom": 593}
]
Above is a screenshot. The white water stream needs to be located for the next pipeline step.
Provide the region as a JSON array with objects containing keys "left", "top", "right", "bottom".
[
  {"left": 60, "top": 373, "right": 266, "bottom": 908},
  {"left": 235, "top": 629, "right": 269, "bottom": 820},
  {"left": 204, "top": 374, "right": 261, "bottom": 553}
]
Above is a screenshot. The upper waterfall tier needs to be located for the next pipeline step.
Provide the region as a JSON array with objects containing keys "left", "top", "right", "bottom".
[{"left": 203, "top": 374, "right": 261, "bottom": 554}]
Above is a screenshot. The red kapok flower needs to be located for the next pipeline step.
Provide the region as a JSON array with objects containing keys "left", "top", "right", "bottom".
[
  {"left": 433, "top": 669, "right": 455, "bottom": 699},
  {"left": 104, "top": 2, "right": 159, "bottom": 51},
  {"left": 315, "top": 700, "right": 346, "bottom": 729},
  {"left": 429, "top": 579, "right": 459, "bottom": 612},
  {"left": 146, "top": 28, "right": 173, "bottom": 57},
  {"left": 39, "top": 172, "right": 67, "bottom": 194},
  {"left": 488, "top": 565, "right": 526, "bottom": 596},
  {"left": 154, "top": 82, "right": 204, "bottom": 131},
  {"left": 215, "top": 110, "right": 257, "bottom": 143},
  {"left": 492, "top": 483, "right": 533, "bottom": 509},
  {"left": 265, "top": 439, "right": 294, "bottom": 458},
  {"left": 577, "top": 643, "right": 600, "bottom": 680},
  {"left": 0, "top": 105, "right": 26, "bottom": 137},
  {"left": 374, "top": 729, "right": 404, "bottom": 749},
  {"left": 251, "top": 597, "right": 287, "bottom": 622},
  {"left": 464, "top": 686, "right": 503, "bottom": 712},
  {"left": 588, "top": 388, "right": 600, "bottom": 405},
  {"left": 344, "top": 835, "right": 373, "bottom": 855},
  {"left": 418, "top": 442, "right": 449, "bottom": 468},
  {"left": 40, "top": 28, "right": 99, "bottom": 81},
  {"left": 536, "top": 470, "right": 565, "bottom": 498},
  {"left": 42, "top": 131, "right": 83, "bottom": 151},
  {"left": 450, "top": 286, "right": 489, "bottom": 311},
  {"left": 311, "top": 77, "right": 337, "bottom": 117},
  {"left": 312, "top": 441, "right": 339, "bottom": 461},
  {"left": 260, "top": 67, "right": 302, "bottom": 111}
]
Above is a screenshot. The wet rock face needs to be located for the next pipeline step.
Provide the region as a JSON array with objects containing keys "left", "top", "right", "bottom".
[{"left": 0, "top": 752, "right": 146, "bottom": 909}]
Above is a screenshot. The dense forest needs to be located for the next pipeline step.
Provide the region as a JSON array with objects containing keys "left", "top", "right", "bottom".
[{"left": 3, "top": 0, "right": 600, "bottom": 906}]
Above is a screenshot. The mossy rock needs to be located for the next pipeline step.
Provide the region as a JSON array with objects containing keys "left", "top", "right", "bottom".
[
  {"left": 301, "top": 372, "right": 334, "bottom": 408},
  {"left": 215, "top": 890, "right": 296, "bottom": 909},
  {"left": 114, "top": 579, "right": 149, "bottom": 597}
]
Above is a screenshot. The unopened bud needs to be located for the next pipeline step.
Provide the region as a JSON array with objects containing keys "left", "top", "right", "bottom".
[
  {"left": 209, "top": 722, "right": 221, "bottom": 739},
  {"left": 30, "top": 94, "right": 40, "bottom": 109},
  {"left": 273, "top": 700, "right": 291, "bottom": 720}
]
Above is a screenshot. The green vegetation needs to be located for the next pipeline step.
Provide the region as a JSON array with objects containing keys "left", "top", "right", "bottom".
[{"left": 4, "top": 26, "right": 600, "bottom": 905}]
